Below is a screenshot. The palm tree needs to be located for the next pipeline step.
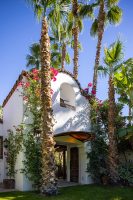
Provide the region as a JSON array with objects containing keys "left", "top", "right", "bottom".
[
  {"left": 26, "top": 42, "right": 63, "bottom": 70},
  {"left": 26, "top": 0, "right": 69, "bottom": 195},
  {"left": 80, "top": 0, "right": 122, "bottom": 93},
  {"left": 67, "top": 0, "right": 83, "bottom": 79},
  {"left": 50, "top": 24, "right": 71, "bottom": 70},
  {"left": 26, "top": 43, "right": 40, "bottom": 69},
  {"left": 72, "top": 0, "right": 79, "bottom": 79},
  {"left": 99, "top": 40, "right": 124, "bottom": 184},
  {"left": 114, "top": 58, "right": 133, "bottom": 125}
]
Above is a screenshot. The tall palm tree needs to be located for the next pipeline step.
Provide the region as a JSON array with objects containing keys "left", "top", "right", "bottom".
[
  {"left": 68, "top": 0, "right": 83, "bottom": 79},
  {"left": 99, "top": 40, "right": 124, "bottom": 184},
  {"left": 80, "top": 0, "right": 122, "bottom": 93},
  {"left": 72, "top": 0, "right": 79, "bottom": 79},
  {"left": 50, "top": 24, "right": 71, "bottom": 70},
  {"left": 26, "top": 0, "right": 69, "bottom": 195}
]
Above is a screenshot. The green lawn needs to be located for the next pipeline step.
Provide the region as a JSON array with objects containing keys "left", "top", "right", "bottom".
[{"left": 0, "top": 185, "right": 133, "bottom": 200}]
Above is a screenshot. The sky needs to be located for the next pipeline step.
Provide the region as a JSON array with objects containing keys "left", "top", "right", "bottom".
[{"left": 0, "top": 0, "right": 133, "bottom": 112}]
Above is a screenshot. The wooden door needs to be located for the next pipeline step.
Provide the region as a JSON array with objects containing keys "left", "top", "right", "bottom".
[{"left": 70, "top": 147, "right": 79, "bottom": 182}]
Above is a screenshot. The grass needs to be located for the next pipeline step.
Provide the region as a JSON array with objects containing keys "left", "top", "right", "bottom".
[{"left": 0, "top": 185, "right": 133, "bottom": 200}]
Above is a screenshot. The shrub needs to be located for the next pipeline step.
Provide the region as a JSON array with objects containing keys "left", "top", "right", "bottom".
[{"left": 118, "top": 161, "right": 133, "bottom": 185}]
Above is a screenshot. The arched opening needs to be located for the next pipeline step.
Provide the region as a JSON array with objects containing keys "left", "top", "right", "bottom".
[{"left": 60, "top": 83, "right": 75, "bottom": 110}]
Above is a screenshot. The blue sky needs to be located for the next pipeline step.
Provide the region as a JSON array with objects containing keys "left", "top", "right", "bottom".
[{"left": 0, "top": 0, "right": 133, "bottom": 110}]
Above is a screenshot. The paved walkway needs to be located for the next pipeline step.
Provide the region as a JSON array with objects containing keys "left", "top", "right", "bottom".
[
  {"left": 57, "top": 179, "right": 79, "bottom": 187},
  {"left": 0, "top": 180, "right": 79, "bottom": 192},
  {"left": 0, "top": 188, "right": 16, "bottom": 193}
]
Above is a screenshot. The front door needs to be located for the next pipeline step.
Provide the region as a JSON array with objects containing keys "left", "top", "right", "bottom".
[{"left": 70, "top": 147, "right": 79, "bottom": 182}]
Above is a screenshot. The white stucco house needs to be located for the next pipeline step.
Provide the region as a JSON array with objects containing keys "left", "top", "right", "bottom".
[{"left": 0, "top": 70, "right": 94, "bottom": 191}]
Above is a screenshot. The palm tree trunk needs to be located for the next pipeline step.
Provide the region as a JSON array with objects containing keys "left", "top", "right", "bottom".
[
  {"left": 108, "top": 75, "right": 119, "bottom": 184},
  {"left": 61, "top": 43, "right": 66, "bottom": 70},
  {"left": 92, "top": 0, "right": 105, "bottom": 93},
  {"left": 40, "top": 16, "right": 57, "bottom": 196},
  {"left": 72, "top": 0, "right": 79, "bottom": 79}
]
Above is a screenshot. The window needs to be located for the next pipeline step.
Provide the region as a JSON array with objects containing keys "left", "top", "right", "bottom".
[
  {"left": 0, "top": 136, "right": 3, "bottom": 159},
  {"left": 60, "top": 83, "right": 75, "bottom": 110}
]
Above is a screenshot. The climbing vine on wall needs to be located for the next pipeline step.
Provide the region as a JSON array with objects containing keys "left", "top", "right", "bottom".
[
  {"left": 22, "top": 131, "right": 42, "bottom": 189},
  {"left": 6, "top": 125, "right": 23, "bottom": 179},
  {"left": 6, "top": 68, "right": 58, "bottom": 186},
  {"left": 18, "top": 68, "right": 58, "bottom": 187}
]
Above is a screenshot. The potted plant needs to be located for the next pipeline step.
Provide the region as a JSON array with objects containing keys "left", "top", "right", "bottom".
[{"left": 100, "top": 168, "right": 109, "bottom": 185}]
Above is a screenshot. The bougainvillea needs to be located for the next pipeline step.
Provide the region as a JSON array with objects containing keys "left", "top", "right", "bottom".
[
  {"left": 17, "top": 68, "right": 58, "bottom": 103},
  {"left": 83, "top": 82, "right": 103, "bottom": 111},
  {"left": 17, "top": 68, "right": 58, "bottom": 187}
]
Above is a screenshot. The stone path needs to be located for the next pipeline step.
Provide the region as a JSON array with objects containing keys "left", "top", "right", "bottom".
[{"left": 57, "top": 179, "right": 79, "bottom": 187}]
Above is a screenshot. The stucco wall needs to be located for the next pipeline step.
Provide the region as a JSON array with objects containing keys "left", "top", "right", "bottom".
[
  {"left": 2, "top": 86, "right": 27, "bottom": 190},
  {"left": 52, "top": 72, "right": 91, "bottom": 134},
  {"left": 1, "top": 72, "right": 92, "bottom": 190}
]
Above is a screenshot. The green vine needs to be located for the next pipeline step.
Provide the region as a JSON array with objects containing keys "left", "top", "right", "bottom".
[
  {"left": 22, "top": 131, "right": 42, "bottom": 189},
  {"left": 6, "top": 125, "right": 23, "bottom": 179}
]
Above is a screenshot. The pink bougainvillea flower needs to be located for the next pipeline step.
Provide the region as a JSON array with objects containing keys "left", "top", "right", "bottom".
[
  {"left": 25, "top": 82, "right": 30, "bottom": 88},
  {"left": 17, "top": 81, "right": 23, "bottom": 87},
  {"left": 51, "top": 89, "right": 54, "bottom": 95},
  {"left": 84, "top": 88, "right": 89, "bottom": 93},
  {"left": 91, "top": 90, "right": 96, "bottom": 95},
  {"left": 32, "top": 69, "right": 39, "bottom": 74},
  {"left": 52, "top": 77, "right": 57, "bottom": 82},
  {"left": 88, "top": 82, "right": 93, "bottom": 87},
  {"left": 54, "top": 69, "right": 58, "bottom": 76},
  {"left": 51, "top": 68, "right": 58, "bottom": 76},
  {"left": 33, "top": 76, "right": 39, "bottom": 81}
]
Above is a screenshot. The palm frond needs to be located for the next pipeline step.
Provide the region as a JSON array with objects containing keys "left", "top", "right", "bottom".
[
  {"left": 26, "top": 0, "right": 44, "bottom": 19},
  {"left": 107, "top": 0, "right": 120, "bottom": 8},
  {"left": 51, "top": 43, "right": 59, "bottom": 51},
  {"left": 104, "top": 40, "right": 124, "bottom": 66},
  {"left": 51, "top": 52, "right": 61, "bottom": 59},
  {"left": 90, "top": 19, "right": 98, "bottom": 37},
  {"left": 26, "top": 42, "right": 40, "bottom": 69},
  {"left": 77, "top": 18, "right": 83, "bottom": 32},
  {"left": 30, "top": 43, "right": 40, "bottom": 57},
  {"left": 26, "top": 55, "right": 35, "bottom": 67},
  {"left": 114, "top": 58, "right": 133, "bottom": 72},
  {"left": 67, "top": 21, "right": 73, "bottom": 33},
  {"left": 98, "top": 65, "right": 109, "bottom": 77},
  {"left": 107, "top": 6, "right": 122, "bottom": 25},
  {"left": 65, "top": 52, "right": 71, "bottom": 64},
  {"left": 79, "top": 4, "right": 94, "bottom": 18}
]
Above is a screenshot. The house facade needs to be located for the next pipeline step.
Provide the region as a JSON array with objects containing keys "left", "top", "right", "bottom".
[{"left": 0, "top": 70, "right": 93, "bottom": 191}]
